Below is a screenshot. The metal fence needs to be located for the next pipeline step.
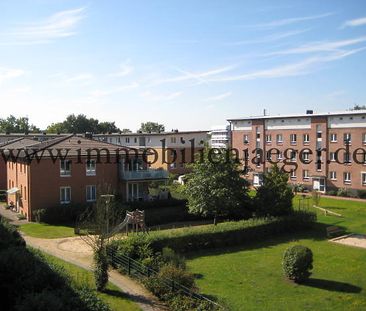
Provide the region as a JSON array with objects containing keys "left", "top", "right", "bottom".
[{"left": 107, "top": 247, "right": 222, "bottom": 310}]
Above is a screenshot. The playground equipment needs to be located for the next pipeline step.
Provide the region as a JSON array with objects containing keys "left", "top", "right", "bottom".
[{"left": 107, "top": 209, "right": 148, "bottom": 237}]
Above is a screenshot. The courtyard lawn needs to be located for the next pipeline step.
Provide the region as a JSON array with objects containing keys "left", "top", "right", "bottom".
[
  {"left": 42, "top": 251, "right": 141, "bottom": 311},
  {"left": 19, "top": 222, "right": 76, "bottom": 238},
  {"left": 187, "top": 196, "right": 366, "bottom": 310}
]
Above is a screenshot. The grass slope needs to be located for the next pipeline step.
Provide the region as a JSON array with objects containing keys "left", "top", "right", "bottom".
[{"left": 42, "top": 252, "right": 140, "bottom": 311}]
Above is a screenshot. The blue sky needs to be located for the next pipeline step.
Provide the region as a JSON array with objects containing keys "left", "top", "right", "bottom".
[{"left": 0, "top": 0, "right": 366, "bottom": 131}]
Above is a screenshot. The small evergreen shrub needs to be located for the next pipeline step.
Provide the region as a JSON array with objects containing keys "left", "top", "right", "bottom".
[
  {"left": 33, "top": 209, "right": 46, "bottom": 223},
  {"left": 337, "top": 188, "right": 350, "bottom": 197},
  {"left": 357, "top": 190, "right": 366, "bottom": 199},
  {"left": 94, "top": 248, "right": 108, "bottom": 291},
  {"left": 283, "top": 245, "right": 313, "bottom": 283}
]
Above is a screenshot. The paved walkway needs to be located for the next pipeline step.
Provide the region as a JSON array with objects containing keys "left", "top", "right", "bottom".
[
  {"left": 300, "top": 192, "right": 366, "bottom": 203},
  {"left": 331, "top": 234, "right": 366, "bottom": 249},
  {"left": 0, "top": 203, "right": 28, "bottom": 225}
]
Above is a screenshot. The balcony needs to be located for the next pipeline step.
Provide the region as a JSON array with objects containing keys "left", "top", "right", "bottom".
[{"left": 119, "top": 168, "right": 169, "bottom": 181}]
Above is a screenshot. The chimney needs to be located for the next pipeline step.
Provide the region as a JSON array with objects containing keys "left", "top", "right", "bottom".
[{"left": 306, "top": 110, "right": 313, "bottom": 114}]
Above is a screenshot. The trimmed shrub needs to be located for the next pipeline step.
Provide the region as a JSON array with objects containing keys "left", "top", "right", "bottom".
[
  {"left": 283, "top": 245, "right": 313, "bottom": 283},
  {"left": 33, "top": 209, "right": 46, "bottom": 223},
  {"left": 94, "top": 248, "right": 109, "bottom": 291},
  {"left": 357, "top": 190, "right": 366, "bottom": 199},
  {"left": 108, "top": 211, "right": 316, "bottom": 256},
  {"left": 41, "top": 204, "right": 87, "bottom": 224},
  {"left": 337, "top": 188, "right": 350, "bottom": 198},
  {"left": 326, "top": 190, "right": 337, "bottom": 196}
]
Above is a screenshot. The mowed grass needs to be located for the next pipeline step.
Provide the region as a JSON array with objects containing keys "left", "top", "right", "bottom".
[
  {"left": 42, "top": 252, "right": 141, "bottom": 311},
  {"left": 187, "top": 196, "right": 366, "bottom": 311},
  {"left": 19, "top": 222, "right": 76, "bottom": 238}
]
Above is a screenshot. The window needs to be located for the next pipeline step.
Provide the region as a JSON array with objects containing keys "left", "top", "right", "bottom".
[
  {"left": 276, "top": 134, "right": 283, "bottom": 143},
  {"left": 170, "top": 162, "right": 177, "bottom": 169},
  {"left": 266, "top": 151, "right": 272, "bottom": 161},
  {"left": 302, "top": 151, "right": 310, "bottom": 162},
  {"left": 343, "top": 172, "right": 351, "bottom": 184},
  {"left": 125, "top": 137, "right": 130, "bottom": 143},
  {"left": 86, "top": 185, "right": 96, "bottom": 202},
  {"left": 265, "top": 134, "right": 272, "bottom": 143},
  {"left": 330, "top": 171, "right": 337, "bottom": 180},
  {"left": 330, "top": 133, "right": 337, "bottom": 142},
  {"left": 330, "top": 152, "right": 336, "bottom": 162},
  {"left": 344, "top": 133, "right": 351, "bottom": 143},
  {"left": 363, "top": 133, "right": 366, "bottom": 144},
  {"left": 362, "top": 172, "right": 366, "bottom": 185},
  {"left": 277, "top": 151, "right": 283, "bottom": 160},
  {"left": 290, "top": 151, "right": 297, "bottom": 162},
  {"left": 86, "top": 160, "right": 96, "bottom": 176},
  {"left": 243, "top": 134, "right": 249, "bottom": 144},
  {"left": 290, "top": 169, "right": 296, "bottom": 178},
  {"left": 290, "top": 134, "right": 297, "bottom": 144},
  {"left": 303, "top": 170, "right": 309, "bottom": 179},
  {"left": 256, "top": 133, "right": 260, "bottom": 139},
  {"left": 60, "top": 187, "right": 71, "bottom": 204},
  {"left": 303, "top": 134, "right": 310, "bottom": 144},
  {"left": 171, "top": 137, "right": 177, "bottom": 143},
  {"left": 60, "top": 160, "right": 71, "bottom": 176},
  {"left": 344, "top": 152, "right": 351, "bottom": 164},
  {"left": 134, "top": 137, "right": 137, "bottom": 143}
]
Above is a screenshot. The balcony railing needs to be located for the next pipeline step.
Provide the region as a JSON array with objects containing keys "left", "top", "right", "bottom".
[{"left": 119, "top": 169, "right": 169, "bottom": 181}]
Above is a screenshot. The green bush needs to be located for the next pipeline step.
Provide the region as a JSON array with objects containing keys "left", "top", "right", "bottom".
[
  {"left": 357, "top": 190, "right": 366, "bottom": 199},
  {"left": 42, "top": 204, "right": 88, "bottom": 224},
  {"left": 144, "top": 264, "right": 195, "bottom": 299},
  {"left": 326, "top": 190, "right": 337, "bottom": 196},
  {"left": 282, "top": 245, "right": 313, "bottom": 283},
  {"left": 33, "top": 209, "right": 46, "bottom": 223},
  {"left": 94, "top": 248, "right": 109, "bottom": 291},
  {"left": 337, "top": 188, "right": 350, "bottom": 197},
  {"left": 108, "top": 211, "right": 316, "bottom": 256}
]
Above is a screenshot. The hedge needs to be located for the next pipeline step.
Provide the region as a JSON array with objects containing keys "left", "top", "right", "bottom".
[{"left": 108, "top": 210, "right": 316, "bottom": 255}]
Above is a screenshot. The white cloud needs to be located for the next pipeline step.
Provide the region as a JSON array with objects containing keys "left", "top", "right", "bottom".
[
  {"left": 0, "top": 67, "right": 25, "bottom": 84},
  {"left": 209, "top": 48, "right": 366, "bottom": 82},
  {"left": 341, "top": 17, "right": 366, "bottom": 28},
  {"left": 204, "top": 92, "right": 232, "bottom": 102},
  {"left": 242, "top": 12, "right": 333, "bottom": 29},
  {"left": 152, "top": 65, "right": 235, "bottom": 85},
  {"left": 108, "top": 60, "right": 134, "bottom": 77},
  {"left": 268, "top": 36, "right": 366, "bottom": 56},
  {"left": 226, "top": 29, "right": 310, "bottom": 46},
  {"left": 0, "top": 7, "right": 86, "bottom": 45},
  {"left": 140, "top": 91, "right": 182, "bottom": 101}
]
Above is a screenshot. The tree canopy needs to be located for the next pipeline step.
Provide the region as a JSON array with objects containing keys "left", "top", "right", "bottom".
[
  {"left": 0, "top": 115, "right": 40, "bottom": 133},
  {"left": 184, "top": 148, "right": 250, "bottom": 219},
  {"left": 139, "top": 122, "right": 165, "bottom": 133},
  {"left": 351, "top": 104, "right": 366, "bottom": 110},
  {"left": 46, "top": 114, "right": 120, "bottom": 134},
  {"left": 254, "top": 164, "right": 294, "bottom": 216}
]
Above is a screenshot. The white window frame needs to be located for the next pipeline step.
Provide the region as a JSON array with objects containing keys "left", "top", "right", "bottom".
[
  {"left": 330, "top": 171, "right": 337, "bottom": 180},
  {"left": 303, "top": 170, "right": 309, "bottom": 180},
  {"left": 243, "top": 134, "right": 249, "bottom": 144},
  {"left": 343, "top": 172, "right": 351, "bottom": 184},
  {"left": 60, "top": 160, "right": 71, "bottom": 177},
  {"left": 363, "top": 133, "right": 366, "bottom": 145},
  {"left": 302, "top": 152, "right": 310, "bottom": 162},
  {"left": 362, "top": 172, "right": 366, "bottom": 185},
  {"left": 330, "top": 152, "right": 336, "bottom": 162},
  {"left": 86, "top": 160, "right": 96, "bottom": 176},
  {"left": 125, "top": 137, "right": 130, "bottom": 143},
  {"left": 290, "top": 169, "right": 297, "bottom": 178},
  {"left": 330, "top": 133, "right": 337, "bottom": 143},
  {"left": 60, "top": 187, "right": 71, "bottom": 204},
  {"left": 266, "top": 134, "right": 272, "bottom": 143},
  {"left": 276, "top": 134, "right": 283, "bottom": 143},
  {"left": 290, "top": 134, "right": 297, "bottom": 144},
  {"left": 303, "top": 134, "right": 310, "bottom": 144},
  {"left": 171, "top": 137, "right": 177, "bottom": 144},
  {"left": 86, "top": 185, "right": 97, "bottom": 202},
  {"left": 344, "top": 133, "right": 351, "bottom": 143}
]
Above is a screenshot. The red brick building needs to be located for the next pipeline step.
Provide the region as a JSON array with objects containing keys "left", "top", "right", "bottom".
[
  {"left": 229, "top": 110, "right": 366, "bottom": 193},
  {"left": 4, "top": 135, "right": 167, "bottom": 220}
]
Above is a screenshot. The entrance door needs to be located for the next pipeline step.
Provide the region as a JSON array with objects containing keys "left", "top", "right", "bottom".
[{"left": 313, "top": 178, "right": 326, "bottom": 193}]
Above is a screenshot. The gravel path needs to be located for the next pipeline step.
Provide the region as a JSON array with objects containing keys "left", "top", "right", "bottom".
[
  {"left": 22, "top": 234, "right": 167, "bottom": 311},
  {"left": 331, "top": 234, "right": 366, "bottom": 249}
]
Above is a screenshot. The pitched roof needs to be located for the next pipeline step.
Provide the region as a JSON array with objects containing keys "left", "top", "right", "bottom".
[{"left": 0, "top": 138, "right": 40, "bottom": 149}]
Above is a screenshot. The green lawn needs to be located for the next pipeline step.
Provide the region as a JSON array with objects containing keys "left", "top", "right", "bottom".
[
  {"left": 19, "top": 222, "right": 76, "bottom": 238},
  {"left": 187, "top": 196, "right": 366, "bottom": 310},
  {"left": 42, "top": 251, "right": 140, "bottom": 311}
]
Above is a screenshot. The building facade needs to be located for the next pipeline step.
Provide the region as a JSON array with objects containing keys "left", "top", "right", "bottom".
[
  {"left": 93, "top": 130, "right": 209, "bottom": 175},
  {"left": 4, "top": 135, "right": 168, "bottom": 220},
  {"left": 229, "top": 110, "right": 366, "bottom": 193},
  {"left": 210, "top": 125, "right": 231, "bottom": 149}
]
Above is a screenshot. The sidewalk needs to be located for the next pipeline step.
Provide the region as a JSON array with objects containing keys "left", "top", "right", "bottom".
[{"left": 0, "top": 203, "right": 28, "bottom": 225}]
